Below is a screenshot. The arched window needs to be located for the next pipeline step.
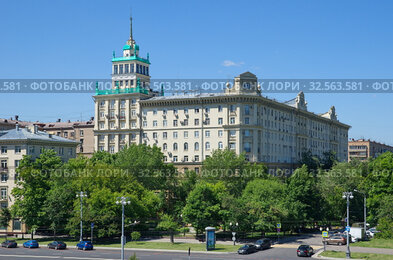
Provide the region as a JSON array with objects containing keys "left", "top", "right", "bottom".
[
  {"left": 184, "top": 142, "right": 188, "bottom": 151},
  {"left": 194, "top": 142, "right": 199, "bottom": 151},
  {"left": 163, "top": 143, "right": 167, "bottom": 150},
  {"left": 205, "top": 142, "right": 210, "bottom": 150},
  {"left": 173, "top": 143, "right": 178, "bottom": 151},
  {"left": 218, "top": 141, "right": 223, "bottom": 149}
]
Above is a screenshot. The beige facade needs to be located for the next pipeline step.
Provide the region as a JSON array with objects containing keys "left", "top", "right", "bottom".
[
  {"left": 0, "top": 124, "right": 78, "bottom": 234},
  {"left": 0, "top": 116, "right": 32, "bottom": 131},
  {"left": 42, "top": 119, "right": 95, "bottom": 157},
  {"left": 93, "top": 21, "right": 350, "bottom": 170},
  {"left": 348, "top": 139, "right": 393, "bottom": 161}
]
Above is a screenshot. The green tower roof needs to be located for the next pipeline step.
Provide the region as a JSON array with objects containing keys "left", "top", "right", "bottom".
[{"left": 123, "top": 44, "right": 131, "bottom": 50}]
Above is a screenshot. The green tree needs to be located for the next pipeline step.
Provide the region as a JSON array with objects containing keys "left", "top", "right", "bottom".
[
  {"left": 11, "top": 150, "right": 63, "bottom": 239},
  {"left": 43, "top": 177, "right": 75, "bottom": 238},
  {"left": 65, "top": 159, "right": 160, "bottom": 238},
  {"left": 202, "top": 149, "right": 267, "bottom": 195},
  {"left": 374, "top": 194, "right": 393, "bottom": 238},
  {"left": 241, "top": 178, "right": 288, "bottom": 234},
  {"left": 0, "top": 208, "right": 12, "bottom": 240},
  {"left": 362, "top": 152, "right": 393, "bottom": 225},
  {"left": 157, "top": 214, "right": 179, "bottom": 243},
  {"left": 299, "top": 150, "right": 320, "bottom": 171},
  {"left": 321, "top": 151, "right": 337, "bottom": 170},
  {"left": 115, "top": 144, "right": 174, "bottom": 190},
  {"left": 286, "top": 165, "right": 322, "bottom": 224},
  {"left": 182, "top": 182, "right": 228, "bottom": 235},
  {"left": 317, "top": 161, "right": 366, "bottom": 222}
]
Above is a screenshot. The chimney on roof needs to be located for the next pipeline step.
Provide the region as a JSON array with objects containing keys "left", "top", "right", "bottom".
[
  {"left": 67, "top": 120, "right": 71, "bottom": 123},
  {"left": 57, "top": 119, "right": 61, "bottom": 122},
  {"left": 15, "top": 123, "right": 19, "bottom": 131},
  {"left": 33, "top": 124, "right": 38, "bottom": 134},
  {"left": 90, "top": 116, "right": 94, "bottom": 121},
  {"left": 15, "top": 115, "right": 19, "bottom": 121}
]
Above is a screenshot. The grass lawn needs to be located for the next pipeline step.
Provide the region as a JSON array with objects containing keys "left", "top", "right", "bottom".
[
  {"left": 321, "top": 250, "right": 393, "bottom": 260},
  {"left": 355, "top": 239, "right": 393, "bottom": 249},
  {"left": 2, "top": 238, "right": 238, "bottom": 252}
]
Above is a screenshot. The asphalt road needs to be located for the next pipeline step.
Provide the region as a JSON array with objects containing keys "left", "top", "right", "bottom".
[{"left": 0, "top": 246, "right": 303, "bottom": 260}]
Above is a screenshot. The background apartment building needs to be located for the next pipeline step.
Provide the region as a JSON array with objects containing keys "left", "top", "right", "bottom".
[
  {"left": 0, "top": 116, "right": 31, "bottom": 130},
  {"left": 0, "top": 124, "right": 78, "bottom": 234},
  {"left": 348, "top": 139, "right": 393, "bottom": 161},
  {"left": 42, "top": 118, "right": 95, "bottom": 157},
  {"left": 93, "top": 20, "right": 350, "bottom": 171}
]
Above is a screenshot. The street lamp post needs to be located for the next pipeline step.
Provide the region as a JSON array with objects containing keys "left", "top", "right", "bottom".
[
  {"left": 76, "top": 191, "right": 88, "bottom": 242},
  {"left": 180, "top": 214, "right": 185, "bottom": 237},
  {"left": 342, "top": 192, "right": 354, "bottom": 259},
  {"left": 354, "top": 189, "right": 367, "bottom": 231},
  {"left": 116, "top": 197, "right": 130, "bottom": 260},
  {"left": 230, "top": 222, "right": 239, "bottom": 246}
]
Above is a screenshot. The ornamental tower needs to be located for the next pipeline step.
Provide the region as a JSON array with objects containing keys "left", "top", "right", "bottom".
[{"left": 111, "top": 16, "right": 151, "bottom": 91}]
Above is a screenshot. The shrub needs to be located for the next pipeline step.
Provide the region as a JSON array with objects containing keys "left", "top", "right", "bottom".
[{"left": 131, "top": 231, "right": 141, "bottom": 241}]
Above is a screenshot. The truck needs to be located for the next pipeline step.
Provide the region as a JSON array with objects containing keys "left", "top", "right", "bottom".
[{"left": 349, "top": 227, "right": 365, "bottom": 242}]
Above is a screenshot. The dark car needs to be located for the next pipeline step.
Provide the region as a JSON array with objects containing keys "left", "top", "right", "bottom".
[
  {"left": 1, "top": 240, "right": 17, "bottom": 248},
  {"left": 238, "top": 244, "right": 257, "bottom": 254},
  {"left": 76, "top": 241, "right": 93, "bottom": 250},
  {"left": 297, "top": 245, "right": 314, "bottom": 257},
  {"left": 47, "top": 241, "right": 67, "bottom": 250},
  {"left": 255, "top": 238, "right": 271, "bottom": 250},
  {"left": 23, "top": 240, "right": 39, "bottom": 248},
  {"left": 324, "top": 235, "right": 347, "bottom": 245}
]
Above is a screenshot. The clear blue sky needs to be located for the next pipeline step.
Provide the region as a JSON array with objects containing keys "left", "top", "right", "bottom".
[{"left": 0, "top": 0, "right": 392, "bottom": 144}]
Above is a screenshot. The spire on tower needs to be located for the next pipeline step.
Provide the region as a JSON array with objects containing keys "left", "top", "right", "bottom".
[{"left": 129, "top": 15, "right": 133, "bottom": 42}]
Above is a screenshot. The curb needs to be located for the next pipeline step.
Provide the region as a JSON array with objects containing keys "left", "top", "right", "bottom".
[{"left": 94, "top": 247, "right": 234, "bottom": 254}]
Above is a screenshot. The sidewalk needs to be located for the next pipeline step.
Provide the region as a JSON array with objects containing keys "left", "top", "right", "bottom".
[
  {"left": 94, "top": 246, "right": 233, "bottom": 254},
  {"left": 144, "top": 237, "right": 239, "bottom": 245}
]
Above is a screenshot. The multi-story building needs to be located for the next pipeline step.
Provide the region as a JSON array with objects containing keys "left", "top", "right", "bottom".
[
  {"left": 42, "top": 118, "right": 95, "bottom": 157},
  {"left": 0, "top": 124, "right": 78, "bottom": 234},
  {"left": 94, "top": 19, "right": 350, "bottom": 171},
  {"left": 348, "top": 139, "right": 393, "bottom": 161},
  {"left": 0, "top": 116, "right": 31, "bottom": 130}
]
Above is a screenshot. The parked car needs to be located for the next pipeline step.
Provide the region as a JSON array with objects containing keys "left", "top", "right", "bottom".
[
  {"left": 297, "top": 244, "right": 314, "bottom": 257},
  {"left": 324, "top": 235, "right": 347, "bottom": 245},
  {"left": 366, "top": 227, "right": 380, "bottom": 238},
  {"left": 255, "top": 238, "right": 271, "bottom": 250},
  {"left": 76, "top": 241, "right": 93, "bottom": 250},
  {"left": 47, "top": 241, "right": 67, "bottom": 250},
  {"left": 23, "top": 240, "right": 39, "bottom": 248},
  {"left": 238, "top": 244, "right": 257, "bottom": 254},
  {"left": 1, "top": 240, "right": 17, "bottom": 248}
]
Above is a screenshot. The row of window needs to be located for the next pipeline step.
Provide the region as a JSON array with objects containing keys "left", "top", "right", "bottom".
[
  {"left": 99, "top": 99, "right": 138, "bottom": 109},
  {"left": 1, "top": 146, "right": 21, "bottom": 154},
  {"left": 26, "top": 146, "right": 74, "bottom": 156},
  {"left": 162, "top": 141, "right": 226, "bottom": 151},
  {"left": 113, "top": 64, "right": 149, "bottom": 76},
  {"left": 0, "top": 217, "right": 21, "bottom": 230},
  {"left": 99, "top": 130, "right": 238, "bottom": 143},
  {"left": 0, "top": 159, "right": 20, "bottom": 169},
  {"left": 143, "top": 118, "right": 232, "bottom": 127}
]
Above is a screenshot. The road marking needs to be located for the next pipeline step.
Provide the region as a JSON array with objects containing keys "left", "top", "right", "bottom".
[{"left": 0, "top": 255, "right": 118, "bottom": 260}]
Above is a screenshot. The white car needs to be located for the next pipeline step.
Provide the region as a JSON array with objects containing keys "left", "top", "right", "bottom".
[{"left": 366, "top": 227, "right": 380, "bottom": 238}]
